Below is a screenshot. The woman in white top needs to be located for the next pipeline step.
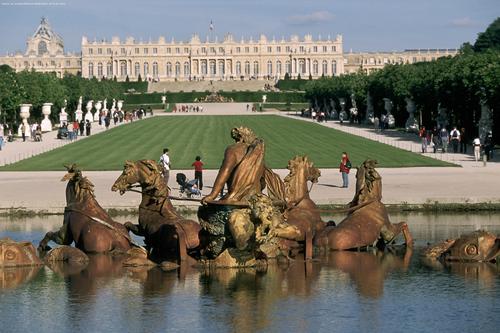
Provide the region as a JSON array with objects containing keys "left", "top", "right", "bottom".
[{"left": 473, "top": 137, "right": 481, "bottom": 162}]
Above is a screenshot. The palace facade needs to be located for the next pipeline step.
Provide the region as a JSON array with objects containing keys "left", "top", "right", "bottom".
[
  {"left": 0, "top": 18, "right": 458, "bottom": 82},
  {"left": 0, "top": 18, "right": 80, "bottom": 77}
]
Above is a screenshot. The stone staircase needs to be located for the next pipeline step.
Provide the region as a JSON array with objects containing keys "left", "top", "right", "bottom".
[{"left": 148, "top": 79, "right": 274, "bottom": 93}]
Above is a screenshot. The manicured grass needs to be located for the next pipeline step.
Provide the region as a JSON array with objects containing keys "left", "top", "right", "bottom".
[{"left": 0, "top": 115, "right": 453, "bottom": 171}]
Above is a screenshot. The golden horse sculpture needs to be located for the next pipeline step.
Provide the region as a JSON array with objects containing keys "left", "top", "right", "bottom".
[
  {"left": 39, "top": 164, "right": 134, "bottom": 254},
  {"left": 315, "top": 159, "right": 413, "bottom": 250}
]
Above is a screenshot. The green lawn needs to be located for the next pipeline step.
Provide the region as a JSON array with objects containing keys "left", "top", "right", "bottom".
[{"left": 0, "top": 115, "right": 453, "bottom": 171}]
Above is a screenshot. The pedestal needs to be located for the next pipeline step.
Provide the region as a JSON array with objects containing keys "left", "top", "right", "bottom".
[{"left": 40, "top": 103, "right": 53, "bottom": 132}]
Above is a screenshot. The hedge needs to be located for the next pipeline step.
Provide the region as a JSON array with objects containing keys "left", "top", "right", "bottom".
[{"left": 124, "top": 91, "right": 307, "bottom": 104}]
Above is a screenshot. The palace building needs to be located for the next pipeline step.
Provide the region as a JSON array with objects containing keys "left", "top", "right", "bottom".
[
  {"left": 0, "top": 18, "right": 458, "bottom": 82},
  {"left": 0, "top": 18, "right": 80, "bottom": 77}
]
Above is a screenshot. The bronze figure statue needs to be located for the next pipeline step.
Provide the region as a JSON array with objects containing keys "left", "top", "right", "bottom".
[
  {"left": 112, "top": 160, "right": 201, "bottom": 262},
  {"left": 39, "top": 164, "right": 133, "bottom": 254},
  {"left": 423, "top": 230, "right": 499, "bottom": 262},
  {"left": 315, "top": 160, "right": 413, "bottom": 250}
]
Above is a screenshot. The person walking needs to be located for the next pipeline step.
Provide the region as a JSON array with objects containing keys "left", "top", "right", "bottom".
[
  {"left": 85, "top": 120, "right": 91, "bottom": 136},
  {"left": 472, "top": 136, "right": 481, "bottom": 162},
  {"left": 339, "top": 152, "right": 352, "bottom": 188},
  {"left": 159, "top": 148, "right": 171, "bottom": 185},
  {"left": 73, "top": 120, "right": 79, "bottom": 139},
  {"left": 192, "top": 155, "right": 204, "bottom": 190},
  {"left": 450, "top": 127, "right": 460, "bottom": 153},
  {"left": 419, "top": 126, "right": 427, "bottom": 153},
  {"left": 460, "top": 127, "right": 467, "bottom": 154},
  {"left": 79, "top": 119, "right": 85, "bottom": 136},
  {"left": 0, "top": 123, "right": 4, "bottom": 151},
  {"left": 439, "top": 127, "right": 449, "bottom": 153}
]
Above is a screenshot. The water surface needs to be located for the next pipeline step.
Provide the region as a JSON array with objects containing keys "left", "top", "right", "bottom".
[{"left": 1, "top": 213, "right": 499, "bottom": 333}]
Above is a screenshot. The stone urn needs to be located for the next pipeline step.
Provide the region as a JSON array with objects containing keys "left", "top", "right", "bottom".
[
  {"left": 117, "top": 100, "right": 124, "bottom": 112},
  {"left": 17, "top": 104, "right": 32, "bottom": 137},
  {"left": 84, "top": 100, "right": 94, "bottom": 123},
  {"left": 161, "top": 96, "right": 166, "bottom": 104},
  {"left": 40, "top": 103, "right": 53, "bottom": 132},
  {"left": 404, "top": 97, "right": 419, "bottom": 133},
  {"left": 94, "top": 100, "right": 102, "bottom": 122}
]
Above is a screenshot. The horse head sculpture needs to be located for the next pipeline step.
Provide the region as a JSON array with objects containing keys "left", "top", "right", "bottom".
[
  {"left": 284, "top": 155, "right": 321, "bottom": 204},
  {"left": 112, "top": 160, "right": 168, "bottom": 199}
]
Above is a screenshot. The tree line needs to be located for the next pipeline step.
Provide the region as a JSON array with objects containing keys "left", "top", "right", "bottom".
[{"left": 304, "top": 18, "right": 500, "bottom": 143}]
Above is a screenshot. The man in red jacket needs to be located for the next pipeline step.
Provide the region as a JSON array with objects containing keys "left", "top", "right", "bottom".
[{"left": 192, "top": 156, "right": 204, "bottom": 190}]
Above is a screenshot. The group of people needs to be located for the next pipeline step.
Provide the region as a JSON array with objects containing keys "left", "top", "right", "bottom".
[
  {"left": 419, "top": 125, "right": 494, "bottom": 161},
  {"left": 172, "top": 104, "right": 204, "bottom": 113},
  {"left": 311, "top": 109, "right": 328, "bottom": 122},
  {"left": 60, "top": 119, "right": 92, "bottom": 140}
]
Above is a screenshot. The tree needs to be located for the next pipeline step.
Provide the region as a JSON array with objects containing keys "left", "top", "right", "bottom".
[{"left": 474, "top": 17, "right": 500, "bottom": 52}]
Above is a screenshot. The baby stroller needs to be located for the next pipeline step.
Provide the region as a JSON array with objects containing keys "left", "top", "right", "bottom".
[{"left": 175, "top": 173, "right": 201, "bottom": 198}]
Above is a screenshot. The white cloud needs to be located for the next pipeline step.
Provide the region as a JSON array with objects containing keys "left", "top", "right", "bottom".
[
  {"left": 450, "top": 17, "right": 476, "bottom": 27},
  {"left": 286, "top": 11, "right": 334, "bottom": 26}
]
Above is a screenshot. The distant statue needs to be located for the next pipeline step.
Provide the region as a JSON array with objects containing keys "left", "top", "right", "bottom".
[
  {"left": 77, "top": 96, "right": 83, "bottom": 111},
  {"left": 383, "top": 98, "right": 396, "bottom": 128},
  {"left": 405, "top": 97, "right": 419, "bottom": 133},
  {"left": 111, "top": 98, "right": 116, "bottom": 112},
  {"left": 329, "top": 98, "right": 338, "bottom": 119},
  {"left": 103, "top": 98, "right": 108, "bottom": 111},
  {"left": 349, "top": 93, "right": 358, "bottom": 123},
  {"left": 201, "top": 127, "right": 265, "bottom": 205},
  {"left": 478, "top": 98, "right": 492, "bottom": 143},
  {"left": 365, "top": 92, "right": 375, "bottom": 124},
  {"left": 59, "top": 100, "right": 68, "bottom": 126},
  {"left": 436, "top": 103, "right": 448, "bottom": 129},
  {"left": 339, "top": 98, "right": 348, "bottom": 122}
]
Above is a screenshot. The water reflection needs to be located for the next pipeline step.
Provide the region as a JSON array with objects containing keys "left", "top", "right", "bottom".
[{"left": 0, "top": 266, "right": 42, "bottom": 289}]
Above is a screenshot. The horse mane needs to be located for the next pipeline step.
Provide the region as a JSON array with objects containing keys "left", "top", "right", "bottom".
[
  {"left": 64, "top": 166, "right": 97, "bottom": 204},
  {"left": 352, "top": 159, "right": 382, "bottom": 205},
  {"left": 138, "top": 159, "right": 169, "bottom": 198},
  {"left": 284, "top": 155, "right": 319, "bottom": 200}
]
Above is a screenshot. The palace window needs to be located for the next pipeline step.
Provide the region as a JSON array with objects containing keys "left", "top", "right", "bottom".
[
  {"left": 107, "top": 48, "right": 112, "bottom": 55},
  {"left": 144, "top": 62, "right": 149, "bottom": 76},
  {"left": 244, "top": 47, "right": 249, "bottom": 53},
  {"left": 236, "top": 47, "right": 241, "bottom": 53},
  {"left": 201, "top": 60, "right": 207, "bottom": 75},
  {"left": 332, "top": 46, "right": 336, "bottom": 52},
  {"left": 153, "top": 48, "right": 158, "bottom": 54},
  {"left": 332, "top": 60, "right": 337, "bottom": 75},
  {"left": 38, "top": 41, "right": 48, "bottom": 55},
  {"left": 267, "top": 60, "right": 272, "bottom": 75},
  {"left": 276, "top": 60, "right": 282, "bottom": 74},
  {"left": 201, "top": 47, "right": 206, "bottom": 54},
  {"left": 285, "top": 60, "right": 291, "bottom": 73},
  {"left": 166, "top": 48, "right": 171, "bottom": 54},
  {"left": 152, "top": 62, "right": 158, "bottom": 77},
  {"left": 369, "top": 58, "right": 375, "bottom": 65},
  {"left": 106, "top": 62, "right": 112, "bottom": 76},
  {"left": 66, "top": 60, "right": 71, "bottom": 67},
  {"left": 313, "top": 46, "right": 318, "bottom": 52},
  {"left": 184, "top": 62, "right": 190, "bottom": 76},
  {"left": 24, "top": 61, "right": 29, "bottom": 68},
  {"left": 88, "top": 48, "right": 93, "bottom": 55},
  {"left": 322, "top": 60, "right": 328, "bottom": 75},
  {"left": 98, "top": 48, "right": 102, "bottom": 55},
  {"left": 135, "top": 48, "right": 139, "bottom": 54},
  {"left": 219, "top": 47, "right": 224, "bottom": 53},
  {"left": 218, "top": 60, "right": 225, "bottom": 76},
  {"left": 323, "top": 46, "right": 327, "bottom": 52},
  {"left": 412, "top": 57, "right": 417, "bottom": 63},
  {"left": 184, "top": 47, "right": 189, "bottom": 53},
  {"left": 299, "top": 59, "right": 306, "bottom": 74},
  {"left": 299, "top": 46, "right": 305, "bottom": 53},
  {"left": 97, "top": 62, "right": 103, "bottom": 77},
  {"left": 88, "top": 63, "right": 94, "bottom": 77},
  {"left": 120, "top": 61, "right": 127, "bottom": 77},
  {"left": 175, "top": 48, "right": 180, "bottom": 54},
  {"left": 244, "top": 61, "right": 250, "bottom": 75},
  {"left": 144, "top": 48, "right": 149, "bottom": 54},
  {"left": 209, "top": 60, "right": 216, "bottom": 76},
  {"left": 286, "top": 46, "right": 291, "bottom": 53},
  {"left": 312, "top": 60, "right": 318, "bottom": 75},
  {"left": 267, "top": 46, "right": 272, "bottom": 53},
  {"left": 277, "top": 46, "right": 281, "bottom": 52},
  {"left": 253, "top": 61, "right": 259, "bottom": 75},
  {"left": 135, "top": 62, "right": 140, "bottom": 76},
  {"left": 50, "top": 60, "right": 56, "bottom": 66},
  {"left": 210, "top": 47, "right": 216, "bottom": 53},
  {"left": 254, "top": 47, "right": 258, "bottom": 53},
  {"left": 121, "top": 48, "right": 126, "bottom": 55},
  {"left": 175, "top": 62, "right": 181, "bottom": 77},
  {"left": 236, "top": 61, "right": 241, "bottom": 75},
  {"left": 166, "top": 62, "right": 172, "bottom": 76}
]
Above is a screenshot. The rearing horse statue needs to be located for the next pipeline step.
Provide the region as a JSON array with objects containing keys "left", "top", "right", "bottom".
[
  {"left": 314, "top": 159, "right": 413, "bottom": 250},
  {"left": 38, "top": 164, "right": 133, "bottom": 253},
  {"left": 265, "top": 155, "right": 326, "bottom": 259},
  {"left": 111, "top": 160, "right": 201, "bottom": 262}
]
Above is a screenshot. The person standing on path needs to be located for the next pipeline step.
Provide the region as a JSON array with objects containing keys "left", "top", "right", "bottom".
[
  {"left": 440, "top": 127, "right": 449, "bottom": 153},
  {"left": 450, "top": 127, "right": 460, "bottom": 153},
  {"left": 0, "top": 123, "right": 4, "bottom": 151},
  {"left": 339, "top": 152, "right": 352, "bottom": 188},
  {"left": 79, "top": 119, "right": 85, "bottom": 136},
  {"left": 85, "top": 120, "right": 91, "bottom": 136},
  {"left": 192, "top": 155, "right": 204, "bottom": 190},
  {"left": 473, "top": 137, "right": 481, "bottom": 162},
  {"left": 460, "top": 127, "right": 468, "bottom": 154},
  {"left": 159, "top": 148, "right": 171, "bottom": 186}
]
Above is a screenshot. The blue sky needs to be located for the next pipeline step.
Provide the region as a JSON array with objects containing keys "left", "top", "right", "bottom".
[{"left": 0, "top": 0, "right": 498, "bottom": 54}]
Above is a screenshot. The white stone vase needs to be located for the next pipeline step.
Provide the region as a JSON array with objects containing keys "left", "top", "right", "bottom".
[
  {"left": 85, "top": 100, "right": 94, "bottom": 123},
  {"left": 94, "top": 100, "right": 102, "bottom": 122},
  {"left": 41, "top": 103, "right": 53, "bottom": 132},
  {"left": 18, "top": 104, "right": 32, "bottom": 137}
]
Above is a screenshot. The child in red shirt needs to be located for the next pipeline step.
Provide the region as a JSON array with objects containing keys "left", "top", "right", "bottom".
[{"left": 192, "top": 156, "right": 204, "bottom": 190}]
